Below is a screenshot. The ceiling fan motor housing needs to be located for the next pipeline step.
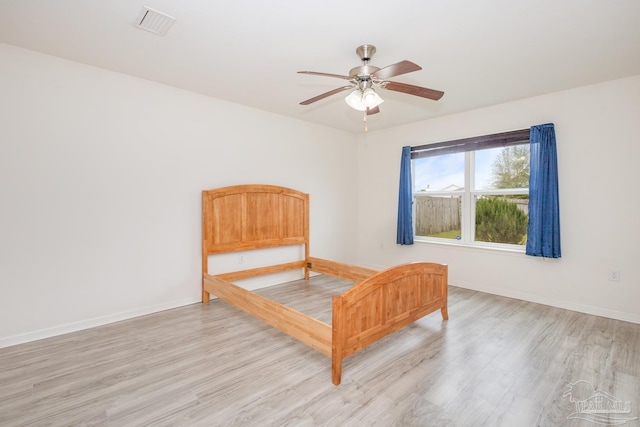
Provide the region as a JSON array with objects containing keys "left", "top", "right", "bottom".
[
  {"left": 349, "top": 64, "right": 380, "bottom": 80},
  {"left": 350, "top": 45, "right": 380, "bottom": 80}
]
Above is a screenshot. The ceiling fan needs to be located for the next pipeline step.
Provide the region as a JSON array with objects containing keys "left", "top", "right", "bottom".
[{"left": 298, "top": 44, "right": 444, "bottom": 117}]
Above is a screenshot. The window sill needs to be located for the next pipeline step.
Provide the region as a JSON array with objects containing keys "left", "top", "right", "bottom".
[{"left": 413, "top": 237, "right": 526, "bottom": 255}]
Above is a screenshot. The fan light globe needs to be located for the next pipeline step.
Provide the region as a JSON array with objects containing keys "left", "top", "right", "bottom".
[
  {"left": 362, "top": 88, "right": 383, "bottom": 108},
  {"left": 345, "top": 89, "right": 366, "bottom": 111}
]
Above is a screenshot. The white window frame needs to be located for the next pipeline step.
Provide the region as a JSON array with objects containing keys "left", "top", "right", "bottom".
[{"left": 411, "top": 131, "right": 530, "bottom": 251}]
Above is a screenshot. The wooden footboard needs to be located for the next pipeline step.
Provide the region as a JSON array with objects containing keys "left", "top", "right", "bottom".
[{"left": 331, "top": 262, "right": 448, "bottom": 385}]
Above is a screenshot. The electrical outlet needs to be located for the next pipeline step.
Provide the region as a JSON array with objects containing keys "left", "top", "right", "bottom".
[
  {"left": 238, "top": 255, "right": 244, "bottom": 265},
  {"left": 609, "top": 270, "right": 621, "bottom": 282}
]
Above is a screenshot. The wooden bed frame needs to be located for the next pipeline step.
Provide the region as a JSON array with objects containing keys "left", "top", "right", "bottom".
[{"left": 202, "top": 184, "right": 448, "bottom": 385}]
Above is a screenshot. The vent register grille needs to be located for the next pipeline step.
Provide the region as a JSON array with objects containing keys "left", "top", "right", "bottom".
[{"left": 134, "top": 7, "right": 176, "bottom": 36}]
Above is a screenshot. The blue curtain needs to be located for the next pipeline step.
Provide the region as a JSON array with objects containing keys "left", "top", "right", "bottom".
[
  {"left": 526, "top": 123, "right": 561, "bottom": 258},
  {"left": 397, "top": 146, "right": 414, "bottom": 245}
]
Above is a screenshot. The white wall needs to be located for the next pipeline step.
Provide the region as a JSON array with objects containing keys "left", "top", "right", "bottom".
[
  {"left": 356, "top": 75, "right": 640, "bottom": 323},
  {"left": 2, "top": 41, "right": 638, "bottom": 348},
  {"left": 0, "top": 43, "right": 358, "bottom": 347}
]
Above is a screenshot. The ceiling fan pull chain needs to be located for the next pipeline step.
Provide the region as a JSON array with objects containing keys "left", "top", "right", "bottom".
[{"left": 363, "top": 111, "right": 368, "bottom": 133}]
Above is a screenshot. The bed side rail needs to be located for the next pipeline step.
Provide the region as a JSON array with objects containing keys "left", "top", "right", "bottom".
[
  {"left": 203, "top": 274, "right": 332, "bottom": 357},
  {"left": 307, "top": 257, "right": 378, "bottom": 283},
  {"left": 215, "top": 260, "right": 307, "bottom": 282}
]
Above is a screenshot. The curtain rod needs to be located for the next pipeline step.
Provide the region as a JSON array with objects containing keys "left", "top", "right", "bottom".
[{"left": 411, "top": 128, "right": 530, "bottom": 152}]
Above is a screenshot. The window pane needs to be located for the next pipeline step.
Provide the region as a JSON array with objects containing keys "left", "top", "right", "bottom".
[
  {"left": 414, "top": 152, "right": 464, "bottom": 192},
  {"left": 474, "top": 195, "right": 528, "bottom": 245},
  {"left": 475, "top": 145, "right": 530, "bottom": 190},
  {"left": 415, "top": 194, "right": 462, "bottom": 240}
]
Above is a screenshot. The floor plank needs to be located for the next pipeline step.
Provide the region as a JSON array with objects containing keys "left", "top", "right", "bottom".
[{"left": 1, "top": 276, "right": 639, "bottom": 426}]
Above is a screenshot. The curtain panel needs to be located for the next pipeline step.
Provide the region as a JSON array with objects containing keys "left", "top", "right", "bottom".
[
  {"left": 397, "top": 146, "right": 414, "bottom": 245},
  {"left": 526, "top": 123, "right": 561, "bottom": 258}
]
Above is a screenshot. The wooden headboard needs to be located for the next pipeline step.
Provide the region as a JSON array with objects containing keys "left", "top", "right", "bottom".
[
  {"left": 202, "top": 184, "right": 309, "bottom": 254},
  {"left": 202, "top": 184, "right": 310, "bottom": 301}
]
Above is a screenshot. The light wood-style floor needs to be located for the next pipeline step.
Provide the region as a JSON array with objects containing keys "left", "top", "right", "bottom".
[{"left": 1, "top": 275, "right": 639, "bottom": 426}]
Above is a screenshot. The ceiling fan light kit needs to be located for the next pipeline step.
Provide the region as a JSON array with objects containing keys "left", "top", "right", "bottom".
[
  {"left": 298, "top": 44, "right": 444, "bottom": 131},
  {"left": 344, "top": 90, "right": 367, "bottom": 111},
  {"left": 344, "top": 87, "right": 384, "bottom": 111},
  {"left": 362, "top": 88, "right": 383, "bottom": 108}
]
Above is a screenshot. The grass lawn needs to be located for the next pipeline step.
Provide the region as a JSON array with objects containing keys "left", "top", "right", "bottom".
[{"left": 427, "top": 229, "right": 461, "bottom": 239}]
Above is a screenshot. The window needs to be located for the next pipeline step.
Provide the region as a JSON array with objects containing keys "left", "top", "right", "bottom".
[{"left": 411, "top": 129, "right": 530, "bottom": 249}]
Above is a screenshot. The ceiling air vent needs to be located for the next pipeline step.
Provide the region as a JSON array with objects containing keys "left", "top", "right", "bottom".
[{"left": 134, "top": 6, "right": 176, "bottom": 36}]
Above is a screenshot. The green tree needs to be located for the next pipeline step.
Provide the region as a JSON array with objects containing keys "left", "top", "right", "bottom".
[
  {"left": 492, "top": 146, "right": 529, "bottom": 189},
  {"left": 476, "top": 145, "right": 531, "bottom": 244},
  {"left": 475, "top": 197, "right": 528, "bottom": 244}
]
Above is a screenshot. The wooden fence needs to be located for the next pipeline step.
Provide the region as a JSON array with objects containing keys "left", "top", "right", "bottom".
[
  {"left": 415, "top": 196, "right": 461, "bottom": 236},
  {"left": 511, "top": 199, "right": 529, "bottom": 215},
  {"left": 414, "top": 195, "right": 528, "bottom": 236}
]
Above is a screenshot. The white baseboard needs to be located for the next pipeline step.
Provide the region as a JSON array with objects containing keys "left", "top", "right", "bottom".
[
  {"left": 0, "top": 273, "right": 308, "bottom": 350},
  {"left": 452, "top": 280, "right": 640, "bottom": 325},
  {"left": 4, "top": 276, "right": 637, "bottom": 350},
  {"left": 358, "top": 260, "right": 640, "bottom": 324},
  {"left": 0, "top": 296, "right": 201, "bottom": 349}
]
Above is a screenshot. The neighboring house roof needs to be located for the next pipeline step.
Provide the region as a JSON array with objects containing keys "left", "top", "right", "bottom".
[{"left": 440, "top": 184, "right": 464, "bottom": 192}]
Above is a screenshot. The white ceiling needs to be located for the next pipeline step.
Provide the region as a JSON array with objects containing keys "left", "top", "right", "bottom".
[{"left": 1, "top": 0, "right": 639, "bottom": 134}]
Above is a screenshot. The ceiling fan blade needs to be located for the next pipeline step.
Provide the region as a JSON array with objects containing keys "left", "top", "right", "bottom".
[
  {"left": 298, "top": 71, "right": 353, "bottom": 80},
  {"left": 384, "top": 81, "right": 444, "bottom": 100},
  {"left": 366, "top": 106, "right": 380, "bottom": 115},
  {"left": 299, "top": 86, "right": 353, "bottom": 105},
  {"left": 371, "top": 60, "right": 422, "bottom": 80}
]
